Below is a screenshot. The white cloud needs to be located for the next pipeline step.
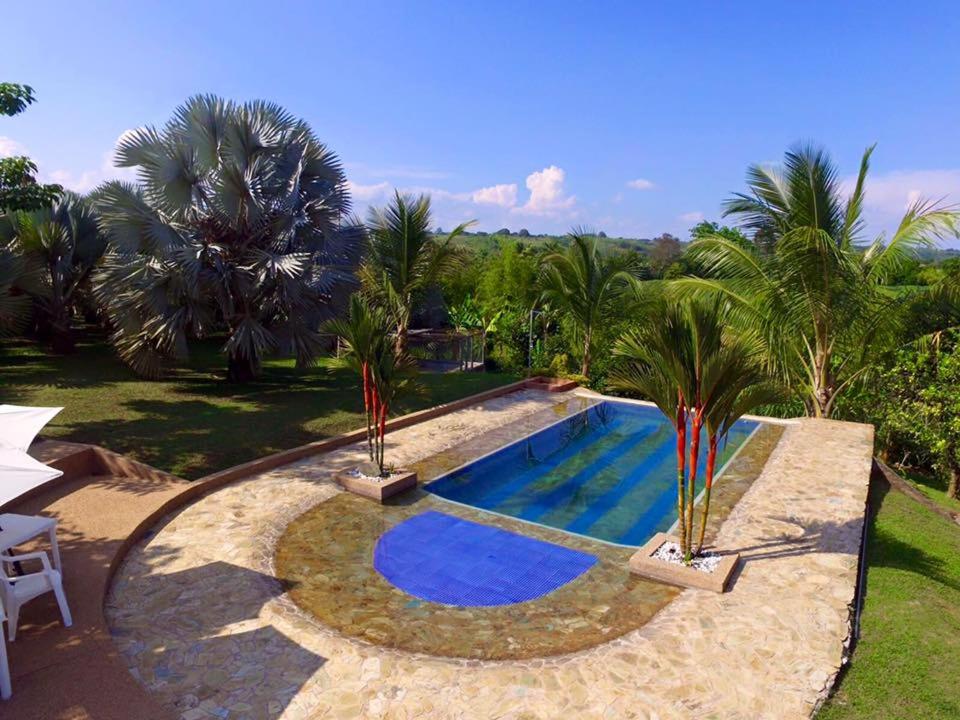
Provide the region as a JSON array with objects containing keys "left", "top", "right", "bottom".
[
  {"left": 519, "top": 165, "right": 576, "bottom": 215},
  {"left": 471, "top": 183, "right": 517, "bottom": 207},
  {"left": 841, "top": 168, "right": 960, "bottom": 239},
  {"left": 627, "top": 178, "right": 655, "bottom": 191},
  {"left": 0, "top": 136, "right": 28, "bottom": 158},
  {"left": 679, "top": 211, "right": 704, "bottom": 224},
  {"left": 344, "top": 165, "right": 579, "bottom": 233},
  {"left": 37, "top": 130, "right": 139, "bottom": 194},
  {"left": 346, "top": 180, "right": 391, "bottom": 202}
]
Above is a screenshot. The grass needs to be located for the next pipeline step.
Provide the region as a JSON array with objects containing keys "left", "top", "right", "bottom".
[
  {"left": 818, "top": 479, "right": 960, "bottom": 719},
  {"left": 899, "top": 468, "right": 960, "bottom": 514},
  {"left": 1, "top": 335, "right": 520, "bottom": 479}
]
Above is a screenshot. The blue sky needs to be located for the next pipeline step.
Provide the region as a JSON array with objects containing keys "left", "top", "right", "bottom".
[{"left": 5, "top": 2, "right": 960, "bottom": 241}]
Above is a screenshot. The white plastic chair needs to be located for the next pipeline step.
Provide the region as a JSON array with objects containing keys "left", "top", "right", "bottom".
[
  {"left": 0, "top": 602, "right": 10, "bottom": 699},
  {"left": 0, "top": 551, "right": 72, "bottom": 641}
]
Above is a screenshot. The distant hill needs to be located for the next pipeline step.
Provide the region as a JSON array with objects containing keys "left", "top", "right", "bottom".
[{"left": 444, "top": 230, "right": 657, "bottom": 255}]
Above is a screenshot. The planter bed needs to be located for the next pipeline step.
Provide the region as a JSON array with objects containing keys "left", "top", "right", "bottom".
[
  {"left": 628, "top": 531, "right": 739, "bottom": 593},
  {"left": 336, "top": 468, "right": 418, "bottom": 503}
]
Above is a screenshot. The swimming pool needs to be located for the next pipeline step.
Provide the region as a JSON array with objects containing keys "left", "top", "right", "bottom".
[{"left": 426, "top": 400, "right": 760, "bottom": 546}]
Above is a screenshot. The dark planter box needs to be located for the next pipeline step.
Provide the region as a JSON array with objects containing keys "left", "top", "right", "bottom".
[{"left": 525, "top": 376, "right": 579, "bottom": 393}]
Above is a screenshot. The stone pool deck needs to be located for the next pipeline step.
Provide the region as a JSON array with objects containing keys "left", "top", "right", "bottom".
[{"left": 103, "top": 390, "right": 873, "bottom": 720}]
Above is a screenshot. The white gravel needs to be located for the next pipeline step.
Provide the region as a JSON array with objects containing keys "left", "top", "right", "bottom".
[{"left": 652, "top": 540, "right": 721, "bottom": 574}]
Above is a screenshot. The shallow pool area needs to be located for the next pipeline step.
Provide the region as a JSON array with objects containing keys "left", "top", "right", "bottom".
[{"left": 426, "top": 400, "right": 760, "bottom": 546}]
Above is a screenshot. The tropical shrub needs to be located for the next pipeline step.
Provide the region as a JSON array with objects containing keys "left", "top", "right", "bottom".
[
  {"left": 679, "top": 144, "right": 957, "bottom": 417},
  {"left": 852, "top": 331, "right": 960, "bottom": 499},
  {"left": 92, "top": 95, "right": 363, "bottom": 380}
]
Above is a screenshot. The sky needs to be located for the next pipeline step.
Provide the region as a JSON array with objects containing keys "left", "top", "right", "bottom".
[{"left": 5, "top": 2, "right": 960, "bottom": 242}]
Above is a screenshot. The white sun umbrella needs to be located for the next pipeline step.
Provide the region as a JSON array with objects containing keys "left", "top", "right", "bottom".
[{"left": 0, "top": 405, "right": 64, "bottom": 510}]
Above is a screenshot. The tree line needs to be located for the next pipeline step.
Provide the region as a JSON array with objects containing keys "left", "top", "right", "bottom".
[{"left": 4, "top": 87, "right": 960, "bottom": 500}]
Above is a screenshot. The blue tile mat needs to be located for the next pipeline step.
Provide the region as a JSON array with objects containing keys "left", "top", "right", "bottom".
[{"left": 373, "top": 511, "right": 598, "bottom": 606}]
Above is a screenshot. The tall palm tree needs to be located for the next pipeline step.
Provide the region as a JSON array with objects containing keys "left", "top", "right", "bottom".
[
  {"left": 539, "top": 230, "right": 640, "bottom": 377},
  {"left": 92, "top": 95, "right": 363, "bottom": 381},
  {"left": 678, "top": 144, "right": 957, "bottom": 417},
  {"left": 0, "top": 192, "right": 106, "bottom": 352},
  {"left": 361, "top": 192, "right": 471, "bottom": 353}
]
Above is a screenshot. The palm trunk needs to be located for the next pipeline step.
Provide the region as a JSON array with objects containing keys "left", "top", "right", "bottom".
[
  {"left": 695, "top": 434, "right": 718, "bottom": 554},
  {"left": 377, "top": 403, "right": 387, "bottom": 475},
  {"left": 685, "top": 408, "right": 703, "bottom": 562},
  {"left": 226, "top": 352, "right": 258, "bottom": 382},
  {"left": 362, "top": 362, "right": 374, "bottom": 462},
  {"left": 581, "top": 332, "right": 591, "bottom": 377},
  {"left": 675, "top": 396, "right": 688, "bottom": 558}
]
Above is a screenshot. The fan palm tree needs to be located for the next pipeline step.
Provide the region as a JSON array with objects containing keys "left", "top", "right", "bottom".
[
  {"left": 539, "top": 230, "right": 641, "bottom": 377},
  {"left": 92, "top": 95, "right": 363, "bottom": 381},
  {"left": 0, "top": 192, "right": 106, "bottom": 352},
  {"left": 678, "top": 144, "right": 957, "bottom": 417},
  {"left": 0, "top": 241, "right": 42, "bottom": 336},
  {"left": 360, "top": 192, "right": 471, "bottom": 353}
]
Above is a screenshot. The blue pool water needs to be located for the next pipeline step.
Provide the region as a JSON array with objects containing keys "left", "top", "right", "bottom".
[{"left": 426, "top": 401, "right": 760, "bottom": 546}]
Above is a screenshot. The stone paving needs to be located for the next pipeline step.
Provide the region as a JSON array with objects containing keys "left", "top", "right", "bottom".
[{"left": 105, "top": 390, "right": 873, "bottom": 720}]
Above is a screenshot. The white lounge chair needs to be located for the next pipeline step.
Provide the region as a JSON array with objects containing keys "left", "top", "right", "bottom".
[{"left": 0, "top": 550, "right": 72, "bottom": 641}]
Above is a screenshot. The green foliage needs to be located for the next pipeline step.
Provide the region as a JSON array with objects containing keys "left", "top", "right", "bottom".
[
  {"left": 0, "top": 83, "right": 62, "bottom": 212},
  {"left": 0, "top": 82, "right": 35, "bottom": 116},
  {"left": 851, "top": 331, "right": 960, "bottom": 498},
  {"left": 90, "top": 95, "right": 362, "bottom": 380},
  {"left": 0, "top": 156, "right": 64, "bottom": 212}
]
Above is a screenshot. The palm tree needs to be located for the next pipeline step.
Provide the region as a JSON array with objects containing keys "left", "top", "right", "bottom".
[
  {"left": 360, "top": 192, "right": 471, "bottom": 353},
  {"left": 92, "top": 95, "right": 363, "bottom": 381},
  {"left": 539, "top": 230, "right": 640, "bottom": 377},
  {"left": 0, "top": 192, "right": 106, "bottom": 352},
  {"left": 695, "top": 338, "right": 780, "bottom": 553},
  {"left": 678, "top": 144, "right": 957, "bottom": 417},
  {"left": 0, "top": 241, "right": 41, "bottom": 336},
  {"left": 611, "top": 298, "right": 776, "bottom": 561},
  {"left": 325, "top": 294, "right": 388, "bottom": 463},
  {"left": 326, "top": 293, "right": 417, "bottom": 475}
]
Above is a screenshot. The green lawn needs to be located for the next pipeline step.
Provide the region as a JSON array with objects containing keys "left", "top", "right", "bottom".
[
  {"left": 900, "top": 468, "right": 960, "bottom": 515},
  {"left": 819, "top": 480, "right": 960, "bottom": 719},
  {"left": 1, "top": 336, "right": 519, "bottom": 478}
]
